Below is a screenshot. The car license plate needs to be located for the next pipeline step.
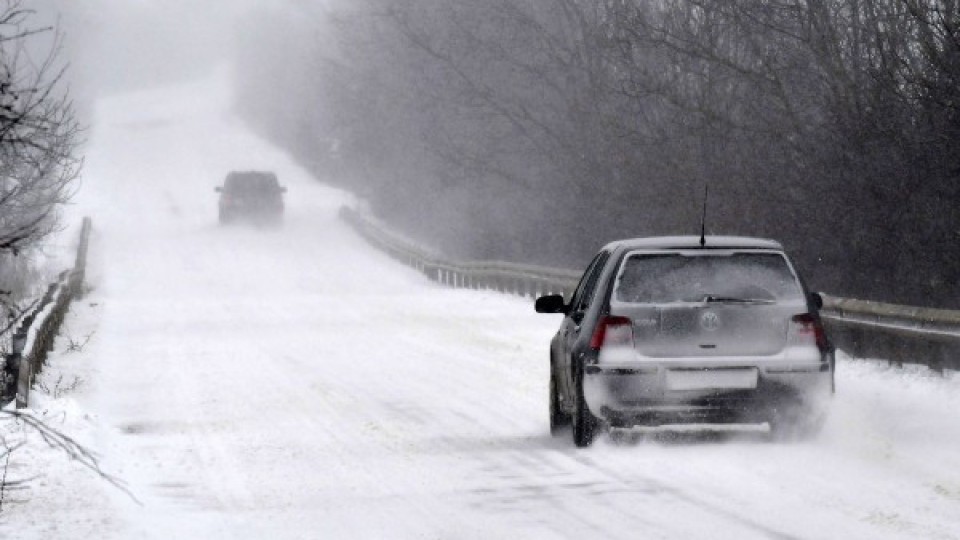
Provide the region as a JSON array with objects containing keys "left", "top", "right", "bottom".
[{"left": 665, "top": 368, "right": 758, "bottom": 391}]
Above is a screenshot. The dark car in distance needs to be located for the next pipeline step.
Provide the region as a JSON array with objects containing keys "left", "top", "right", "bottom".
[
  {"left": 536, "top": 236, "right": 835, "bottom": 447},
  {"left": 216, "top": 171, "right": 286, "bottom": 224}
]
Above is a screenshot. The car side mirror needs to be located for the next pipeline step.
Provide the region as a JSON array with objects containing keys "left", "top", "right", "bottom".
[
  {"left": 215, "top": 186, "right": 223, "bottom": 193},
  {"left": 809, "top": 292, "right": 824, "bottom": 310},
  {"left": 535, "top": 294, "right": 568, "bottom": 314}
]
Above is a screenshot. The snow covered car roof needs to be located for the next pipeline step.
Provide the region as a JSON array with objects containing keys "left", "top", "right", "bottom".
[{"left": 603, "top": 236, "right": 784, "bottom": 251}]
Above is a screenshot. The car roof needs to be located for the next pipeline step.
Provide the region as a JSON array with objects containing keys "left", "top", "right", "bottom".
[
  {"left": 225, "top": 171, "right": 279, "bottom": 188},
  {"left": 603, "top": 235, "right": 784, "bottom": 252},
  {"left": 226, "top": 171, "right": 277, "bottom": 181}
]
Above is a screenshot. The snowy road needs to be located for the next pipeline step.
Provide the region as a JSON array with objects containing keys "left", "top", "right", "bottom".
[{"left": 2, "top": 73, "right": 960, "bottom": 539}]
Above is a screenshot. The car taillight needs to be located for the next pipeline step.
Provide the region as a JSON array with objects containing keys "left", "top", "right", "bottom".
[
  {"left": 590, "top": 316, "right": 634, "bottom": 350},
  {"left": 791, "top": 313, "right": 827, "bottom": 350}
]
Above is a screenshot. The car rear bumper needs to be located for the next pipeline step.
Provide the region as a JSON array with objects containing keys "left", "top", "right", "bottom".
[{"left": 583, "top": 357, "right": 833, "bottom": 427}]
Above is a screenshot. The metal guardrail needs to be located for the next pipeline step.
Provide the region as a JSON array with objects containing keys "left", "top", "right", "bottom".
[
  {"left": 820, "top": 296, "right": 960, "bottom": 373},
  {"left": 339, "top": 207, "right": 580, "bottom": 299},
  {"left": 1, "top": 217, "right": 92, "bottom": 407},
  {"left": 340, "top": 206, "right": 958, "bottom": 374}
]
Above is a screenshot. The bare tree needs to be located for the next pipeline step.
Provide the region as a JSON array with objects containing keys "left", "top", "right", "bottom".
[
  {"left": 0, "top": 410, "right": 137, "bottom": 511},
  {"left": 235, "top": 0, "right": 960, "bottom": 306},
  {"left": 0, "top": 1, "right": 81, "bottom": 257}
]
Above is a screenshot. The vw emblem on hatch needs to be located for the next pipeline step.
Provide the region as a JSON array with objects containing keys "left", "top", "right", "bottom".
[{"left": 700, "top": 311, "right": 721, "bottom": 332}]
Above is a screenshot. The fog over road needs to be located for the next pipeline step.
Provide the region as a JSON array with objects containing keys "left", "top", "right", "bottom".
[{"left": 2, "top": 71, "right": 959, "bottom": 539}]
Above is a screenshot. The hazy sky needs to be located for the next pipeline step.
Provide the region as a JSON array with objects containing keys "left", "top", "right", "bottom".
[{"left": 42, "top": 0, "right": 295, "bottom": 98}]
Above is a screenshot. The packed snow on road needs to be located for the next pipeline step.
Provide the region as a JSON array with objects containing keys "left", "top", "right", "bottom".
[{"left": 1, "top": 72, "right": 959, "bottom": 540}]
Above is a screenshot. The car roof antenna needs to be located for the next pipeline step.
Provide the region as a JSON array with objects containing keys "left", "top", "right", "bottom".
[{"left": 699, "top": 184, "right": 709, "bottom": 247}]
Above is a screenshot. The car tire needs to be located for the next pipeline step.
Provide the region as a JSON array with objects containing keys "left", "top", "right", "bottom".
[
  {"left": 549, "top": 370, "right": 571, "bottom": 435},
  {"left": 572, "top": 368, "right": 599, "bottom": 447}
]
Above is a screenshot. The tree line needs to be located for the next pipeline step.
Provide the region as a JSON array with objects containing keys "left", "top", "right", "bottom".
[
  {"left": 235, "top": 0, "right": 960, "bottom": 307},
  {"left": 0, "top": 1, "right": 81, "bottom": 320}
]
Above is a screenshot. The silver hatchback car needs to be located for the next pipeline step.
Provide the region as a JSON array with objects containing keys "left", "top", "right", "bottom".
[{"left": 535, "top": 236, "right": 834, "bottom": 447}]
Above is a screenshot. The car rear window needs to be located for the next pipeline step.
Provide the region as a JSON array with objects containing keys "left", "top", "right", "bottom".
[
  {"left": 226, "top": 173, "right": 279, "bottom": 192},
  {"left": 614, "top": 252, "right": 804, "bottom": 304}
]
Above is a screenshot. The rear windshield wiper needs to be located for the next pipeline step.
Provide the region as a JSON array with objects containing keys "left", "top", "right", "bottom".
[{"left": 702, "top": 295, "right": 775, "bottom": 305}]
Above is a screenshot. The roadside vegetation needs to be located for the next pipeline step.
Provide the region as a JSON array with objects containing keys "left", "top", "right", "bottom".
[
  {"left": 236, "top": 0, "right": 960, "bottom": 307},
  {"left": 0, "top": 2, "right": 88, "bottom": 506},
  {"left": 0, "top": 0, "right": 82, "bottom": 333}
]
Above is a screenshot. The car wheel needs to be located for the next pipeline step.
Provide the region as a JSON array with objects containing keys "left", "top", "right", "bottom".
[
  {"left": 549, "top": 370, "right": 570, "bottom": 435},
  {"left": 572, "top": 368, "right": 599, "bottom": 447}
]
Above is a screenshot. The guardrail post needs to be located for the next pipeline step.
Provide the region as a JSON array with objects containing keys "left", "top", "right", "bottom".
[
  {"left": 851, "top": 326, "right": 865, "bottom": 358},
  {"left": 890, "top": 334, "right": 905, "bottom": 368},
  {"left": 2, "top": 351, "right": 20, "bottom": 403},
  {"left": 72, "top": 217, "right": 92, "bottom": 298},
  {"left": 943, "top": 342, "right": 960, "bottom": 372},
  {"left": 15, "top": 359, "right": 31, "bottom": 409},
  {"left": 925, "top": 341, "right": 943, "bottom": 374}
]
